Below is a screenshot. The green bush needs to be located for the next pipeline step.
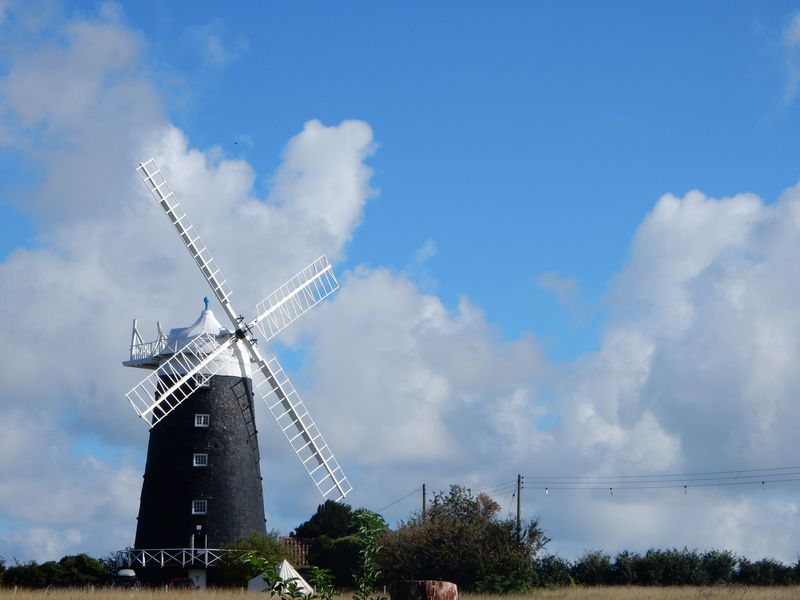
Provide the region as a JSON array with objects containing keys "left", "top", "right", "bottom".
[
  {"left": 3, "top": 561, "right": 46, "bottom": 588},
  {"left": 535, "top": 548, "right": 796, "bottom": 587},
  {"left": 536, "top": 555, "right": 573, "bottom": 587},
  {"left": 294, "top": 500, "right": 356, "bottom": 539},
  {"left": 1, "top": 554, "right": 106, "bottom": 589},
  {"left": 310, "top": 534, "right": 361, "bottom": 587},
  {"left": 380, "top": 485, "right": 549, "bottom": 591},
  {"left": 215, "top": 530, "right": 290, "bottom": 587},
  {"left": 735, "top": 557, "right": 796, "bottom": 585},
  {"left": 571, "top": 551, "right": 612, "bottom": 585}
]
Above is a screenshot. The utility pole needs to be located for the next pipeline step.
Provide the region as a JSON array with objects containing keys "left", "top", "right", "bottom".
[
  {"left": 516, "top": 474, "right": 522, "bottom": 539},
  {"left": 422, "top": 483, "right": 427, "bottom": 520}
]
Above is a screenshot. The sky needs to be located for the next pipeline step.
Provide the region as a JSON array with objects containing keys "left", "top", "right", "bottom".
[{"left": 2, "top": 0, "right": 800, "bottom": 564}]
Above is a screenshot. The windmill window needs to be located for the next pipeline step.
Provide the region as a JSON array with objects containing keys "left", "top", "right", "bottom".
[
  {"left": 192, "top": 500, "right": 207, "bottom": 515},
  {"left": 193, "top": 453, "right": 208, "bottom": 467},
  {"left": 193, "top": 374, "right": 211, "bottom": 388},
  {"left": 194, "top": 414, "right": 210, "bottom": 428}
]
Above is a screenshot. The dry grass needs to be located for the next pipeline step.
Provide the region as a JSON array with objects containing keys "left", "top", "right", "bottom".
[
  {"left": 0, "top": 589, "right": 799, "bottom": 600},
  {"left": 462, "top": 589, "right": 800, "bottom": 600}
]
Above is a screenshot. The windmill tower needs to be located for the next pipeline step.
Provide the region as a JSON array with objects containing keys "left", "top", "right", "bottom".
[{"left": 119, "top": 160, "right": 351, "bottom": 587}]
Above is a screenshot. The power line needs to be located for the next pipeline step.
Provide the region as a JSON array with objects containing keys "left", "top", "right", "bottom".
[
  {"left": 372, "top": 467, "right": 800, "bottom": 517},
  {"left": 531, "top": 477, "right": 800, "bottom": 493},
  {"left": 478, "top": 480, "right": 517, "bottom": 494},
  {"left": 376, "top": 487, "right": 421, "bottom": 513},
  {"left": 525, "top": 472, "right": 800, "bottom": 486},
  {"left": 506, "top": 489, "right": 516, "bottom": 516},
  {"left": 524, "top": 465, "right": 800, "bottom": 481}
]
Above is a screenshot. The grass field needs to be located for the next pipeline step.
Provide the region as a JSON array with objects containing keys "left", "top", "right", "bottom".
[{"left": 1, "top": 588, "right": 800, "bottom": 600}]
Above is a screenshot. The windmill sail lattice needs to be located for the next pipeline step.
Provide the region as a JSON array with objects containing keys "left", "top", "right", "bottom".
[
  {"left": 126, "top": 333, "right": 237, "bottom": 426},
  {"left": 253, "top": 255, "right": 338, "bottom": 343},
  {"left": 136, "top": 160, "right": 235, "bottom": 320},
  {"left": 127, "top": 159, "right": 351, "bottom": 502},
  {"left": 254, "top": 356, "right": 352, "bottom": 500}
]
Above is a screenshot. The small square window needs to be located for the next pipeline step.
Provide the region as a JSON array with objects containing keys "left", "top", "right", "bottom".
[
  {"left": 193, "top": 453, "right": 208, "bottom": 467},
  {"left": 192, "top": 500, "right": 207, "bottom": 515},
  {"left": 194, "top": 414, "right": 209, "bottom": 428},
  {"left": 193, "top": 374, "right": 210, "bottom": 388}
]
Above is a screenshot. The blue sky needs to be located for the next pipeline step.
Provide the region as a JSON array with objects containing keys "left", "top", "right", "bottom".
[
  {"left": 124, "top": 1, "right": 800, "bottom": 357},
  {"left": 4, "top": 1, "right": 800, "bottom": 358},
  {"left": 3, "top": 0, "right": 800, "bottom": 562}
]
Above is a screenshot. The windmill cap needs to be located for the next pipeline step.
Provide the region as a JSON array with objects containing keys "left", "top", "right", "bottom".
[
  {"left": 164, "top": 304, "right": 230, "bottom": 349},
  {"left": 157, "top": 302, "right": 253, "bottom": 378}
]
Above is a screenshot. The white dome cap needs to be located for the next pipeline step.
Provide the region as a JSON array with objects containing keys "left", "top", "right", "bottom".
[
  {"left": 159, "top": 298, "right": 252, "bottom": 378},
  {"left": 164, "top": 306, "right": 229, "bottom": 348}
]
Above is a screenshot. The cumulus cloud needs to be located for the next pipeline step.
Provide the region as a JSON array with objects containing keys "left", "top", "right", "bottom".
[
  {"left": 783, "top": 12, "right": 800, "bottom": 102},
  {"left": 540, "top": 186, "right": 800, "bottom": 560},
  {"left": 185, "top": 17, "right": 248, "bottom": 68},
  {"left": 0, "top": 4, "right": 377, "bottom": 560},
  {"left": 538, "top": 271, "right": 577, "bottom": 302},
  {"left": 0, "top": 0, "right": 11, "bottom": 26},
  {"left": 414, "top": 239, "right": 438, "bottom": 264}
]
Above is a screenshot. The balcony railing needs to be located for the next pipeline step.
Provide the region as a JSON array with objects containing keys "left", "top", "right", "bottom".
[
  {"left": 116, "top": 548, "right": 227, "bottom": 569},
  {"left": 130, "top": 338, "right": 169, "bottom": 361}
]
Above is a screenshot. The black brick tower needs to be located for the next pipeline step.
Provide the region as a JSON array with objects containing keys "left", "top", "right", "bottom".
[{"left": 134, "top": 375, "right": 266, "bottom": 550}]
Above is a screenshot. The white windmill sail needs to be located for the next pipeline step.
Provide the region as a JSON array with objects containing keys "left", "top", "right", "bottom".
[
  {"left": 252, "top": 256, "right": 338, "bottom": 343},
  {"left": 126, "top": 333, "right": 237, "bottom": 426},
  {"left": 130, "top": 159, "right": 352, "bottom": 500},
  {"left": 252, "top": 354, "right": 352, "bottom": 501},
  {"left": 136, "top": 160, "right": 238, "bottom": 324}
]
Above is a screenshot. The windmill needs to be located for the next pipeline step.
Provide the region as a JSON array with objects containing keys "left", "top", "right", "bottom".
[{"left": 119, "top": 159, "right": 351, "bottom": 587}]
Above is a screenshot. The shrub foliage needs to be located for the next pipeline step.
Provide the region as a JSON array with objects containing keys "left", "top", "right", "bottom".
[
  {"left": 215, "top": 530, "right": 291, "bottom": 587},
  {"left": 557, "top": 547, "right": 799, "bottom": 587},
  {"left": 380, "top": 485, "right": 549, "bottom": 591}
]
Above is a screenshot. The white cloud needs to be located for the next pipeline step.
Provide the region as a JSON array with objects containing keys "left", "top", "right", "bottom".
[
  {"left": 186, "top": 18, "right": 248, "bottom": 68},
  {"left": 539, "top": 185, "right": 800, "bottom": 560},
  {"left": 0, "top": 5, "right": 377, "bottom": 560},
  {"left": 414, "top": 239, "right": 438, "bottom": 264},
  {"left": 0, "top": 0, "right": 11, "bottom": 26},
  {"left": 297, "top": 267, "right": 550, "bottom": 464},
  {"left": 782, "top": 12, "right": 800, "bottom": 102},
  {"left": 538, "top": 271, "right": 577, "bottom": 302}
]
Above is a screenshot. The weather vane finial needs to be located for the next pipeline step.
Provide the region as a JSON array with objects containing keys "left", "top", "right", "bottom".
[{"left": 203, "top": 296, "right": 210, "bottom": 311}]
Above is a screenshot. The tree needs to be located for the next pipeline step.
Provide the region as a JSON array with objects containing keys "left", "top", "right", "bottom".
[
  {"left": 537, "top": 555, "right": 573, "bottom": 587},
  {"left": 293, "top": 500, "right": 355, "bottom": 539},
  {"left": 56, "top": 554, "right": 108, "bottom": 587},
  {"left": 292, "top": 501, "right": 386, "bottom": 588},
  {"left": 3, "top": 561, "right": 45, "bottom": 588},
  {"left": 572, "top": 551, "right": 612, "bottom": 585},
  {"left": 353, "top": 510, "right": 387, "bottom": 600},
  {"left": 611, "top": 550, "right": 637, "bottom": 585},
  {"left": 309, "top": 535, "right": 361, "bottom": 587},
  {"left": 216, "top": 531, "right": 290, "bottom": 587},
  {"left": 736, "top": 557, "right": 797, "bottom": 585},
  {"left": 381, "top": 485, "right": 549, "bottom": 591},
  {"left": 701, "top": 550, "right": 736, "bottom": 584}
]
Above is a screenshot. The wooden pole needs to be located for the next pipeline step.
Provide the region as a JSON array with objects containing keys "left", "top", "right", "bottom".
[{"left": 516, "top": 474, "right": 522, "bottom": 539}]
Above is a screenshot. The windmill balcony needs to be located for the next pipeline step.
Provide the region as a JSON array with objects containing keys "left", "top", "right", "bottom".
[
  {"left": 116, "top": 548, "right": 227, "bottom": 569},
  {"left": 130, "top": 338, "right": 168, "bottom": 361}
]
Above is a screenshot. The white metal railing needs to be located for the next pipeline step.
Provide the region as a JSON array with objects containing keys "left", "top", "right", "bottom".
[
  {"left": 130, "top": 338, "right": 169, "bottom": 361},
  {"left": 126, "top": 333, "right": 236, "bottom": 427},
  {"left": 116, "top": 548, "right": 227, "bottom": 568}
]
